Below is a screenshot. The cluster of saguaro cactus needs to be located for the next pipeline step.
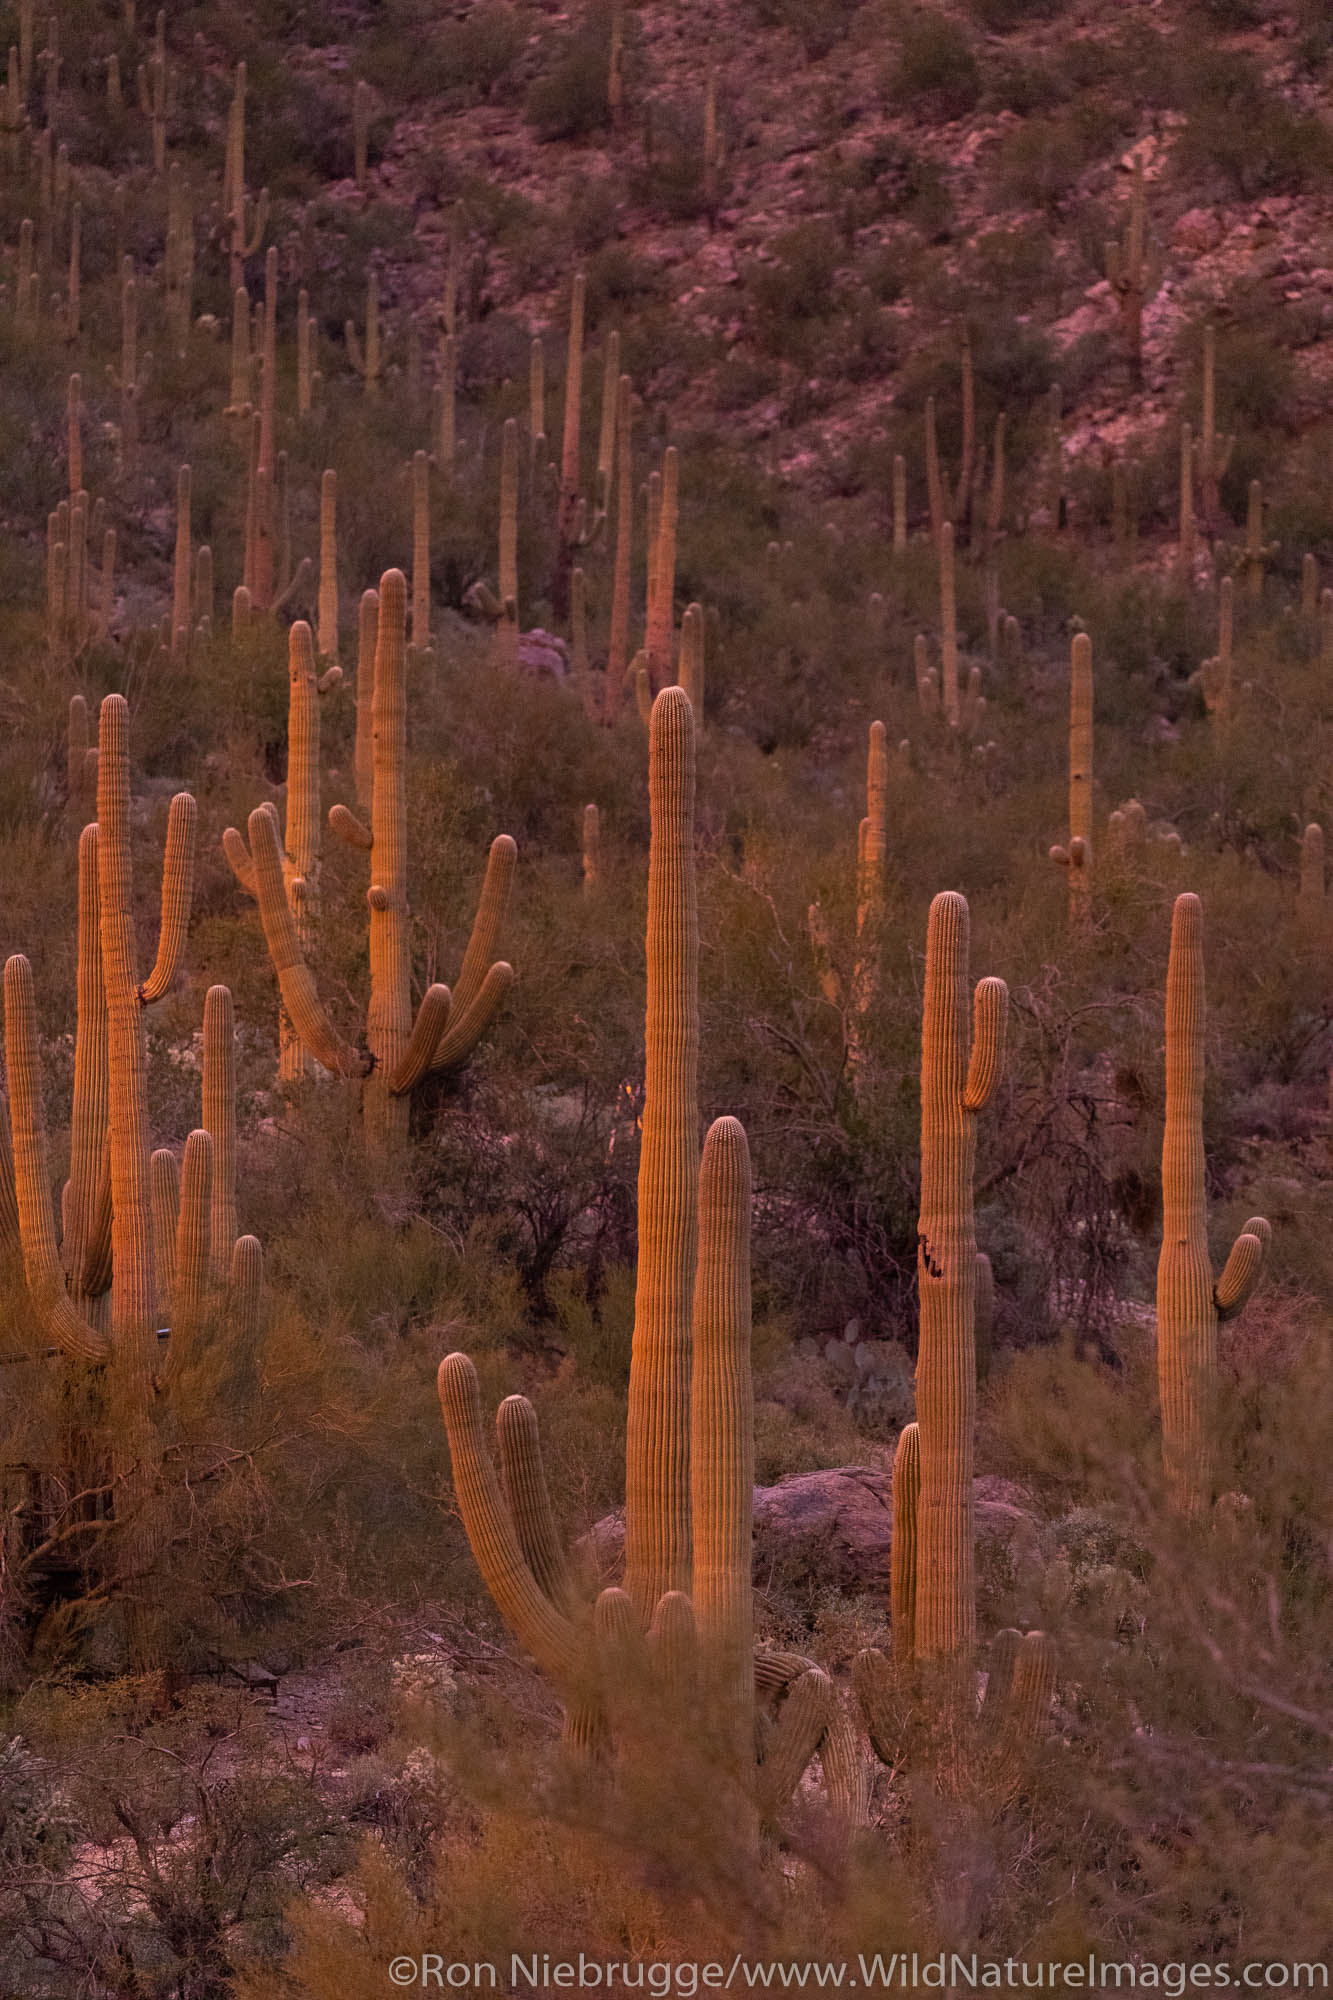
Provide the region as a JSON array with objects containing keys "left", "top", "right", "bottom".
[
  {"left": 1, "top": 698, "right": 262, "bottom": 1647},
  {"left": 438, "top": 690, "right": 863, "bottom": 1826},
  {"left": 225, "top": 572, "right": 516, "bottom": 1152},
  {"left": 1157, "top": 895, "right": 1270, "bottom": 1513}
]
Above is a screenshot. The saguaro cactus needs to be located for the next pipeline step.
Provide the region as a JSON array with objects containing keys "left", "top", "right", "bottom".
[
  {"left": 1300, "top": 823, "right": 1325, "bottom": 909},
  {"left": 1049, "top": 633, "right": 1093, "bottom": 924},
  {"left": 1104, "top": 152, "right": 1160, "bottom": 387},
  {"left": 915, "top": 891, "right": 1006, "bottom": 1662},
  {"left": 437, "top": 689, "right": 855, "bottom": 1827},
  {"left": 1157, "top": 894, "right": 1270, "bottom": 1513},
  {"left": 225, "top": 573, "right": 516, "bottom": 1151},
  {"left": 625, "top": 684, "right": 699, "bottom": 1612},
  {"left": 224, "top": 623, "right": 340, "bottom": 1084},
  {"left": 0, "top": 697, "right": 248, "bottom": 1659}
]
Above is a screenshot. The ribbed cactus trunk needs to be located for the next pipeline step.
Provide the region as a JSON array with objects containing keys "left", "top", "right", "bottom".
[
  {"left": 63, "top": 824, "right": 111, "bottom": 1331},
  {"left": 280, "top": 624, "right": 321, "bottom": 1084},
  {"left": 625, "top": 686, "right": 698, "bottom": 1619},
  {"left": 690, "top": 1113, "right": 753, "bottom": 1781},
  {"left": 850, "top": 719, "right": 887, "bottom": 1052},
  {"left": 1157, "top": 895, "right": 1213, "bottom": 1513},
  {"left": 364, "top": 569, "right": 411, "bottom": 1152},
  {"left": 1051, "top": 634, "right": 1093, "bottom": 921},
  {"left": 317, "top": 469, "right": 338, "bottom": 660},
  {"left": 915, "top": 892, "right": 1006, "bottom": 1663},
  {"left": 97, "top": 697, "right": 160, "bottom": 1411},
  {"left": 202, "top": 985, "right": 237, "bottom": 1278}
]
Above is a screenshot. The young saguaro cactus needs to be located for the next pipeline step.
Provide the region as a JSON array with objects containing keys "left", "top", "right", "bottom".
[
  {"left": 1049, "top": 632, "right": 1093, "bottom": 925},
  {"left": 915, "top": 891, "right": 1007, "bottom": 1662},
  {"left": 1157, "top": 894, "right": 1270, "bottom": 1514},
  {"left": 225, "top": 574, "right": 516, "bottom": 1152}
]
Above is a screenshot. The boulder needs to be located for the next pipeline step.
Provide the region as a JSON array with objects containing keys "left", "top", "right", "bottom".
[{"left": 582, "top": 1466, "right": 1041, "bottom": 1600}]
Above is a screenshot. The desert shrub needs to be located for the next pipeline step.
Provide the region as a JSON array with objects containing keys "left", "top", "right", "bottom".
[
  {"left": 989, "top": 99, "right": 1125, "bottom": 211},
  {"left": 743, "top": 220, "right": 845, "bottom": 363},
  {"left": 980, "top": 50, "right": 1066, "bottom": 116},
  {"left": 887, "top": 10, "right": 982, "bottom": 121},
  {"left": 815, "top": 134, "right": 954, "bottom": 238},
  {"left": 362, "top": 0, "right": 525, "bottom": 106},
  {"left": 632, "top": 92, "right": 732, "bottom": 222},
  {"left": 750, "top": 0, "right": 869, "bottom": 59},
  {"left": 1, "top": 1686, "right": 348, "bottom": 1997},
  {"left": 967, "top": 0, "right": 1063, "bottom": 23},
  {"left": 1175, "top": 48, "right": 1333, "bottom": 195},
  {"left": 525, "top": 0, "right": 620, "bottom": 142},
  {"left": 1188, "top": 0, "right": 1264, "bottom": 22}
]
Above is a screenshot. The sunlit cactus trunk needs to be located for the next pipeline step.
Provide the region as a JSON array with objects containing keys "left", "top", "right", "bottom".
[
  {"left": 625, "top": 685, "right": 699, "bottom": 1617},
  {"left": 915, "top": 891, "right": 1006, "bottom": 1663},
  {"left": 1156, "top": 895, "right": 1270, "bottom": 1513}
]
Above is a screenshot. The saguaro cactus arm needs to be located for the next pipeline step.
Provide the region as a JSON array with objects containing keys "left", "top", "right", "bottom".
[
  {"left": 437, "top": 1352, "right": 583, "bottom": 1686},
  {"left": 1214, "top": 1216, "right": 1271, "bottom": 1321},
  {"left": 497, "top": 1393, "right": 576, "bottom": 1611},
  {"left": 138, "top": 792, "right": 198, "bottom": 1004},
  {"left": 244, "top": 805, "right": 371, "bottom": 1079},
  {"left": 385, "top": 983, "right": 453, "bottom": 1096},
  {"left": 426, "top": 834, "right": 518, "bottom": 1077},
  {"left": 962, "top": 977, "right": 1007, "bottom": 1112}
]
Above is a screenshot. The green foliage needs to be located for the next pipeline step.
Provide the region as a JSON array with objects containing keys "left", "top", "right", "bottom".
[
  {"left": 525, "top": 1, "right": 619, "bottom": 142},
  {"left": 887, "top": 10, "right": 983, "bottom": 120},
  {"left": 1176, "top": 47, "right": 1333, "bottom": 195},
  {"left": 750, "top": 0, "right": 870, "bottom": 59},
  {"left": 362, "top": 0, "right": 525, "bottom": 107}
]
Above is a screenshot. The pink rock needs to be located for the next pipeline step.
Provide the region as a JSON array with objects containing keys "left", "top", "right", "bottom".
[{"left": 1172, "top": 208, "right": 1222, "bottom": 254}]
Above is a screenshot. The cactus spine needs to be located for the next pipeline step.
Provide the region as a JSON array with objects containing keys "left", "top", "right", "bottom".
[
  {"left": 915, "top": 892, "right": 1006, "bottom": 1662},
  {"left": 1156, "top": 895, "right": 1270, "bottom": 1513}
]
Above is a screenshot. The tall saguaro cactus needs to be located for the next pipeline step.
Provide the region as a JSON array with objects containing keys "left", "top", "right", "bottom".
[
  {"left": 1157, "top": 895, "right": 1270, "bottom": 1513},
  {"left": 1049, "top": 632, "right": 1093, "bottom": 924},
  {"left": 625, "top": 684, "right": 699, "bottom": 1613},
  {"left": 437, "top": 689, "right": 855, "bottom": 1829},
  {"left": 915, "top": 891, "right": 1007, "bottom": 1662}
]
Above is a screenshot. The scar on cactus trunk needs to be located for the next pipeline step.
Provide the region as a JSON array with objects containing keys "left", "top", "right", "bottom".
[
  {"left": 1157, "top": 894, "right": 1270, "bottom": 1514},
  {"left": 437, "top": 689, "right": 864, "bottom": 1837}
]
